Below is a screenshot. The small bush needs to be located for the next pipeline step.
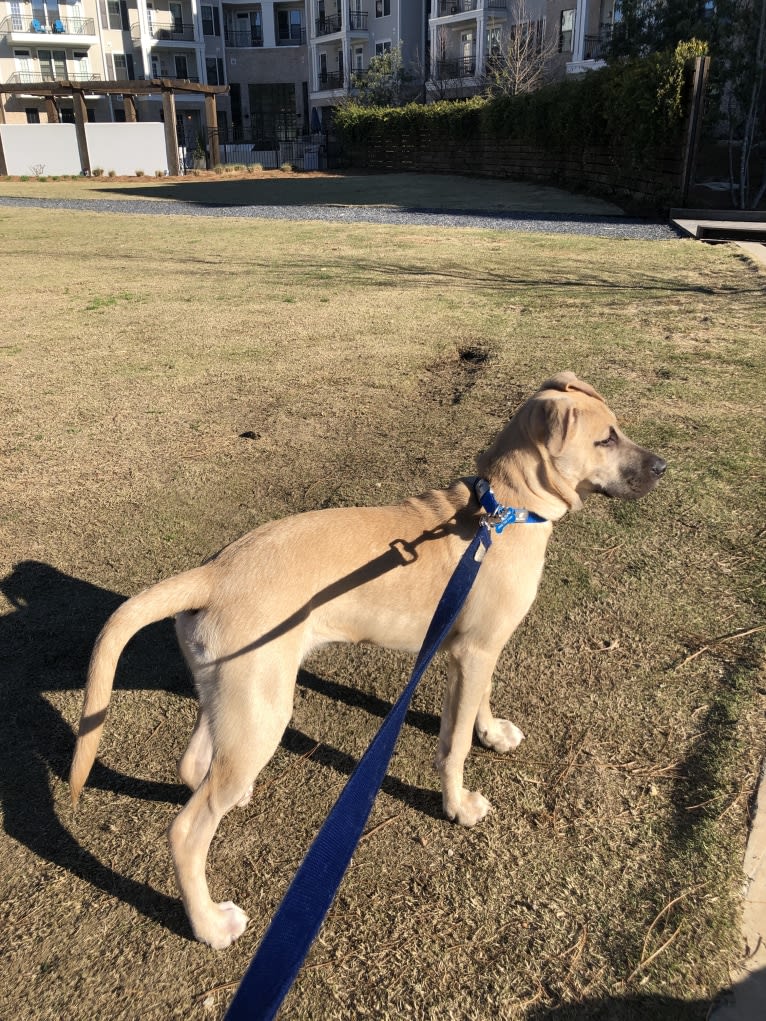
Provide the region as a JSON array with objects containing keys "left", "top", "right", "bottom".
[
  {"left": 280, "top": 162, "right": 293, "bottom": 172},
  {"left": 155, "top": 169, "right": 164, "bottom": 177},
  {"left": 92, "top": 167, "right": 104, "bottom": 177},
  {"left": 213, "top": 164, "right": 225, "bottom": 174},
  {"left": 135, "top": 169, "right": 145, "bottom": 177},
  {"left": 108, "top": 169, "right": 116, "bottom": 178}
]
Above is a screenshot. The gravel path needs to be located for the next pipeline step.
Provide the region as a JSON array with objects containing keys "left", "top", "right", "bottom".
[{"left": 0, "top": 193, "right": 682, "bottom": 239}]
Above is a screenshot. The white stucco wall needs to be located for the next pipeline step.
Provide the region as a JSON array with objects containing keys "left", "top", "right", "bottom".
[
  {"left": 85, "top": 123, "right": 168, "bottom": 176},
  {"left": 0, "top": 122, "right": 169, "bottom": 176},
  {"left": 0, "top": 123, "right": 81, "bottom": 176}
]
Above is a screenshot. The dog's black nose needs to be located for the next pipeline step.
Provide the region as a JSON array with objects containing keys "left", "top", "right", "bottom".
[{"left": 650, "top": 456, "right": 667, "bottom": 478}]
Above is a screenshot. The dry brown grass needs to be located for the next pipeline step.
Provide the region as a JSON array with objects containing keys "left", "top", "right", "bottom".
[{"left": 0, "top": 201, "right": 764, "bottom": 1020}]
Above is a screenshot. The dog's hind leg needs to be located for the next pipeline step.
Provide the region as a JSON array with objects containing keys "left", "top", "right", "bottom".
[
  {"left": 177, "top": 707, "right": 213, "bottom": 792},
  {"left": 168, "top": 655, "right": 294, "bottom": 949}
]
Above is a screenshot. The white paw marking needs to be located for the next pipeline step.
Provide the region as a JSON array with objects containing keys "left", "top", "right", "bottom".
[
  {"left": 197, "top": 900, "right": 249, "bottom": 950},
  {"left": 478, "top": 719, "right": 525, "bottom": 754}
]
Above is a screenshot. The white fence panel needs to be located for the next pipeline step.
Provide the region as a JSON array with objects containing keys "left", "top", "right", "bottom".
[
  {"left": 0, "top": 124, "right": 80, "bottom": 176},
  {"left": 85, "top": 123, "right": 168, "bottom": 176},
  {"left": 0, "top": 122, "right": 169, "bottom": 177}
]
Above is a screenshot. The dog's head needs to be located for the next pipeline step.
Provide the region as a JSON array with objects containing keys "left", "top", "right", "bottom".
[{"left": 478, "top": 372, "right": 666, "bottom": 515}]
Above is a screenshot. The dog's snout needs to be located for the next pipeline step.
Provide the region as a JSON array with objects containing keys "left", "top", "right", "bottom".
[{"left": 650, "top": 455, "right": 667, "bottom": 478}]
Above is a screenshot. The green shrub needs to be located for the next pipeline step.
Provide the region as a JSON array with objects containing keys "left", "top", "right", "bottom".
[{"left": 334, "top": 43, "right": 704, "bottom": 168}]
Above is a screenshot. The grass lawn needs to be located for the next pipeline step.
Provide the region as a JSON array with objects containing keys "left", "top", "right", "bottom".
[
  {"left": 0, "top": 196, "right": 763, "bottom": 1021},
  {"left": 0, "top": 168, "right": 625, "bottom": 213}
]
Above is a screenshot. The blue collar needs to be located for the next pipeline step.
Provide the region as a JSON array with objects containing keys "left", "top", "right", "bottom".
[{"left": 474, "top": 478, "right": 548, "bottom": 534}]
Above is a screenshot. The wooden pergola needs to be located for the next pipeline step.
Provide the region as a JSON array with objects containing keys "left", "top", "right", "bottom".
[{"left": 0, "top": 78, "right": 228, "bottom": 176}]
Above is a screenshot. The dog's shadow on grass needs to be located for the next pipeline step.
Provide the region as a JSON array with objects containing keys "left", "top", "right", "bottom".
[{"left": 0, "top": 559, "right": 441, "bottom": 939}]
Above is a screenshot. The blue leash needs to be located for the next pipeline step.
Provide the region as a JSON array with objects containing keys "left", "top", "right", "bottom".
[{"left": 225, "top": 482, "right": 545, "bottom": 1020}]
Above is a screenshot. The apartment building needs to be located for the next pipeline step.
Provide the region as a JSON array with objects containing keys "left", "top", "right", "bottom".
[
  {"left": 427, "top": 0, "right": 614, "bottom": 97},
  {"left": 1, "top": 0, "right": 611, "bottom": 150},
  {"left": 308, "top": 1, "right": 426, "bottom": 122}
]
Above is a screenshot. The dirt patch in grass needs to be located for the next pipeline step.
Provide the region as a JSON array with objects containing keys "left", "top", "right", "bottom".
[{"left": 0, "top": 206, "right": 764, "bottom": 1020}]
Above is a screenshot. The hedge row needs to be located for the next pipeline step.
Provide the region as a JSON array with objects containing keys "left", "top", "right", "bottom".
[{"left": 333, "top": 43, "right": 706, "bottom": 194}]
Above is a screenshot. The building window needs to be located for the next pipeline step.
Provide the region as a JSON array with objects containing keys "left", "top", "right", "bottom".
[
  {"left": 248, "top": 83, "right": 296, "bottom": 142},
  {"left": 205, "top": 57, "right": 224, "bottom": 85},
  {"left": 26, "top": 107, "right": 40, "bottom": 123},
  {"left": 375, "top": 40, "right": 392, "bottom": 56},
  {"left": 201, "top": 4, "right": 220, "bottom": 36},
  {"left": 559, "top": 9, "right": 574, "bottom": 53},
  {"left": 277, "top": 8, "right": 302, "bottom": 42},
  {"left": 99, "top": 0, "right": 126, "bottom": 31},
  {"left": 375, "top": 0, "right": 390, "bottom": 16}
]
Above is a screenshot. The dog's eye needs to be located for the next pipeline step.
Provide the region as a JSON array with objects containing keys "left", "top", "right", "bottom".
[{"left": 595, "top": 429, "right": 617, "bottom": 447}]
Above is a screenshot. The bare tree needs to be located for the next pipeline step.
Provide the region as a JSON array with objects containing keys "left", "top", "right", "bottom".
[{"left": 483, "top": 0, "right": 559, "bottom": 97}]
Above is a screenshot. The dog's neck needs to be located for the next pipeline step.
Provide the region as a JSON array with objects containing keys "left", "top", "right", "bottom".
[{"left": 474, "top": 448, "right": 580, "bottom": 522}]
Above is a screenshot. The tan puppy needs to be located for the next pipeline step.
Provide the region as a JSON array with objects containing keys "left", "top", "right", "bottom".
[{"left": 70, "top": 372, "right": 665, "bottom": 949}]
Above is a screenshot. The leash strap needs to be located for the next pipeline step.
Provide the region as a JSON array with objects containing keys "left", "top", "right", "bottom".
[{"left": 224, "top": 521, "right": 493, "bottom": 1020}]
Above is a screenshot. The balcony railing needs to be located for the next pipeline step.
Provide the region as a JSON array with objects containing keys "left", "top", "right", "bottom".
[
  {"left": 277, "top": 26, "right": 306, "bottom": 45},
  {"left": 136, "top": 72, "right": 200, "bottom": 82},
  {"left": 6, "top": 69, "right": 102, "bottom": 83},
  {"left": 0, "top": 14, "right": 96, "bottom": 35},
  {"left": 348, "top": 9, "right": 368, "bottom": 29},
  {"left": 224, "top": 28, "right": 263, "bottom": 47},
  {"left": 434, "top": 0, "right": 506, "bottom": 13},
  {"left": 316, "top": 13, "right": 341, "bottom": 35},
  {"left": 317, "top": 70, "right": 344, "bottom": 89},
  {"left": 433, "top": 56, "right": 476, "bottom": 79},
  {"left": 436, "top": 0, "right": 476, "bottom": 13},
  {"left": 152, "top": 24, "right": 196, "bottom": 42}
]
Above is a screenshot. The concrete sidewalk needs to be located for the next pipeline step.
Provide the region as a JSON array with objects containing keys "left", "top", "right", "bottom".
[{"left": 710, "top": 761, "right": 766, "bottom": 1020}]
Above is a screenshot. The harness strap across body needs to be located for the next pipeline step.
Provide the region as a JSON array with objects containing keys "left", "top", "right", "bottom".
[{"left": 224, "top": 480, "right": 547, "bottom": 1021}]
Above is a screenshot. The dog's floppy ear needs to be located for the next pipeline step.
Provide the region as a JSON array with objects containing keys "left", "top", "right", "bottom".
[
  {"left": 528, "top": 393, "right": 578, "bottom": 456},
  {"left": 538, "top": 371, "right": 605, "bottom": 404}
]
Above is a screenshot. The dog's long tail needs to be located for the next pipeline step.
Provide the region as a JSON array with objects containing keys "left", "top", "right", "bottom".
[{"left": 69, "top": 566, "right": 212, "bottom": 806}]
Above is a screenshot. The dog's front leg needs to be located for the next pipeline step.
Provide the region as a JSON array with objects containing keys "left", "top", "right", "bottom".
[{"left": 437, "top": 645, "right": 499, "bottom": 827}]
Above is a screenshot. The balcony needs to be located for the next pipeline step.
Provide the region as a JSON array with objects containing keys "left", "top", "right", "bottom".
[
  {"left": 348, "top": 9, "right": 368, "bottom": 30},
  {"left": 1, "top": 14, "right": 98, "bottom": 43},
  {"left": 316, "top": 70, "right": 344, "bottom": 90},
  {"left": 132, "top": 22, "right": 198, "bottom": 44},
  {"left": 277, "top": 26, "right": 306, "bottom": 44},
  {"left": 5, "top": 69, "right": 102, "bottom": 84},
  {"left": 315, "top": 13, "right": 341, "bottom": 36},
  {"left": 224, "top": 28, "right": 263, "bottom": 47},
  {"left": 433, "top": 0, "right": 506, "bottom": 14},
  {"left": 433, "top": 56, "right": 476, "bottom": 78}
]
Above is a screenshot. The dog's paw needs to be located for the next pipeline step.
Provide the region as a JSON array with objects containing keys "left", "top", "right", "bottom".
[
  {"left": 448, "top": 789, "right": 493, "bottom": 828},
  {"left": 476, "top": 718, "right": 525, "bottom": 754},
  {"left": 236, "top": 784, "right": 253, "bottom": 808},
  {"left": 196, "top": 901, "right": 249, "bottom": 950}
]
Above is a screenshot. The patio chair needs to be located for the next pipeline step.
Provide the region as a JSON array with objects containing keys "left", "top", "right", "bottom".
[
  {"left": 31, "top": 18, "right": 44, "bottom": 32},
  {"left": 53, "top": 19, "right": 65, "bottom": 33}
]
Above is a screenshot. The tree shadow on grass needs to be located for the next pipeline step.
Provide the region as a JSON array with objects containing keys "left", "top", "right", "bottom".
[{"left": 0, "top": 560, "right": 442, "bottom": 938}]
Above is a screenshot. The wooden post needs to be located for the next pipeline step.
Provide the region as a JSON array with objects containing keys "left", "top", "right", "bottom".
[
  {"left": 124, "top": 94, "right": 137, "bottom": 123},
  {"left": 72, "top": 86, "right": 91, "bottom": 175},
  {"left": 161, "top": 83, "right": 180, "bottom": 176},
  {"left": 45, "top": 96, "right": 60, "bottom": 123},
  {"left": 205, "top": 92, "right": 220, "bottom": 168},
  {"left": 680, "top": 56, "right": 711, "bottom": 207}
]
